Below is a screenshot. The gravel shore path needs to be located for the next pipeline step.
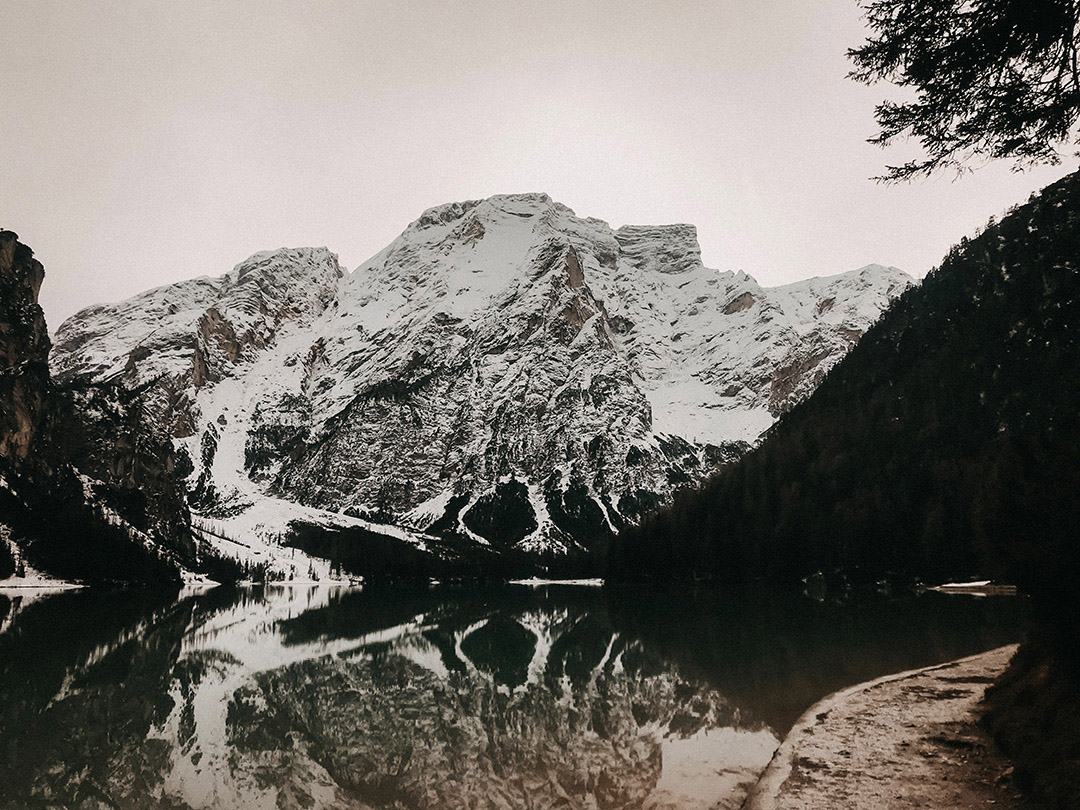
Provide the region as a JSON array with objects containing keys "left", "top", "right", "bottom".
[{"left": 742, "top": 645, "right": 1034, "bottom": 810}]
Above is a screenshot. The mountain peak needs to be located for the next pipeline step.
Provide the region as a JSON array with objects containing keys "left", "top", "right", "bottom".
[
  {"left": 233, "top": 246, "right": 342, "bottom": 282},
  {"left": 51, "top": 195, "right": 912, "bottom": 562},
  {"left": 843, "top": 263, "right": 910, "bottom": 282},
  {"left": 410, "top": 193, "right": 572, "bottom": 233}
]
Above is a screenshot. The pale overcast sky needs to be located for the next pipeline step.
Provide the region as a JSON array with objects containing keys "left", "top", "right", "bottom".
[{"left": 3, "top": 0, "right": 1075, "bottom": 327}]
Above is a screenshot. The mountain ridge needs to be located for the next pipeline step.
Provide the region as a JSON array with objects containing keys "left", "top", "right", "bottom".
[
  {"left": 607, "top": 170, "right": 1080, "bottom": 592},
  {"left": 50, "top": 194, "right": 912, "bottom": 570}
]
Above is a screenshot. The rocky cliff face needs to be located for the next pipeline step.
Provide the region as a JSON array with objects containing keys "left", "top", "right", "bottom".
[
  {"left": 0, "top": 231, "right": 50, "bottom": 464},
  {"left": 0, "top": 230, "right": 51, "bottom": 577},
  {"left": 52, "top": 195, "right": 912, "bottom": 563}
]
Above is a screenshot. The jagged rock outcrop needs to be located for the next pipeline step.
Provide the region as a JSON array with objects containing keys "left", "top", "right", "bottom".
[
  {"left": 52, "top": 195, "right": 912, "bottom": 562},
  {"left": 0, "top": 231, "right": 49, "bottom": 463},
  {"left": 0, "top": 231, "right": 51, "bottom": 577}
]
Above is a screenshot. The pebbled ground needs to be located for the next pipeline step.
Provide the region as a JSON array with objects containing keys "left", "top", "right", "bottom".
[{"left": 744, "top": 645, "right": 1035, "bottom": 810}]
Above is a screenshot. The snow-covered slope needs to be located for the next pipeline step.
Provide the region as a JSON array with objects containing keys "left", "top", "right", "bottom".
[{"left": 52, "top": 194, "right": 912, "bottom": 562}]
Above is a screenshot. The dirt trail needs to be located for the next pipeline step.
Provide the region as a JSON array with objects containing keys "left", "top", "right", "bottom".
[{"left": 743, "top": 645, "right": 1035, "bottom": 810}]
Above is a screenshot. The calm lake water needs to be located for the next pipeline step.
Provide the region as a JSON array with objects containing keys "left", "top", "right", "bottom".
[{"left": 0, "top": 584, "right": 1025, "bottom": 810}]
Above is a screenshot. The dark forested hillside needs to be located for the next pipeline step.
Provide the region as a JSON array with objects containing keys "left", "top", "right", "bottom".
[
  {"left": 609, "top": 170, "right": 1080, "bottom": 804},
  {"left": 609, "top": 170, "right": 1080, "bottom": 602}
]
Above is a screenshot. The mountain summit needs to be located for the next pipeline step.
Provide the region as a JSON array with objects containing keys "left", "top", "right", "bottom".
[{"left": 52, "top": 194, "right": 912, "bottom": 565}]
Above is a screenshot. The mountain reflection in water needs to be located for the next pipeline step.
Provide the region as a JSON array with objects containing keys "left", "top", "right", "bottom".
[{"left": 0, "top": 584, "right": 1025, "bottom": 810}]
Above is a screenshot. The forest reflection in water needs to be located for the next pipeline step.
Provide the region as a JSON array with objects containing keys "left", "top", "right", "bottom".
[{"left": 0, "top": 583, "right": 1025, "bottom": 810}]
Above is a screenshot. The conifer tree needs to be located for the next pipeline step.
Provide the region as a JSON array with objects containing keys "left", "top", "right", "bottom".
[{"left": 850, "top": 0, "right": 1080, "bottom": 180}]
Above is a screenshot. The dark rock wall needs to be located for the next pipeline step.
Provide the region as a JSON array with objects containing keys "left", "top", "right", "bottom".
[{"left": 0, "top": 231, "right": 50, "bottom": 463}]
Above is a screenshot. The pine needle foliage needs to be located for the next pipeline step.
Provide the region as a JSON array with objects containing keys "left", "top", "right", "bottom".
[{"left": 850, "top": 0, "right": 1080, "bottom": 180}]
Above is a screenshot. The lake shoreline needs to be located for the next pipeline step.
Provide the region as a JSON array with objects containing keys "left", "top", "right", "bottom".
[{"left": 743, "top": 644, "right": 1033, "bottom": 810}]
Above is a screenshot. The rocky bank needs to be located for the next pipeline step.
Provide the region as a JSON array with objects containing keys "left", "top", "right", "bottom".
[{"left": 744, "top": 645, "right": 1033, "bottom": 810}]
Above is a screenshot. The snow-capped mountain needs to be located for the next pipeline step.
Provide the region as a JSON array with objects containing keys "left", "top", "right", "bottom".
[{"left": 51, "top": 194, "right": 912, "bottom": 562}]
